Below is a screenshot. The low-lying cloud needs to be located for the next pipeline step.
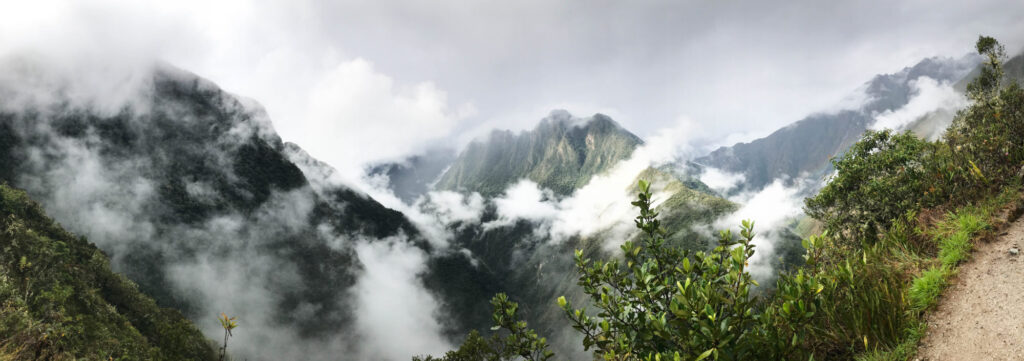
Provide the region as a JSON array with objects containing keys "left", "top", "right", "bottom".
[
  {"left": 870, "top": 76, "right": 968, "bottom": 138},
  {"left": 712, "top": 178, "right": 811, "bottom": 279},
  {"left": 351, "top": 238, "right": 453, "bottom": 360}
]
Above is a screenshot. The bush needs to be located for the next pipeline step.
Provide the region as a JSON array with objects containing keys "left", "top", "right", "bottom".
[{"left": 805, "top": 130, "right": 939, "bottom": 246}]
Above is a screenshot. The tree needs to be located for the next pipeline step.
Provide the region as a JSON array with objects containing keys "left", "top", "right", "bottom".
[{"left": 945, "top": 35, "right": 1024, "bottom": 193}]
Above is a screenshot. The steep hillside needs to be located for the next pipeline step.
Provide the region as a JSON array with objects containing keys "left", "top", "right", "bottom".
[
  {"left": 697, "top": 56, "right": 979, "bottom": 192},
  {"left": 436, "top": 111, "right": 643, "bottom": 196},
  {"left": 0, "top": 61, "right": 422, "bottom": 359},
  {"left": 0, "top": 184, "right": 216, "bottom": 360}
]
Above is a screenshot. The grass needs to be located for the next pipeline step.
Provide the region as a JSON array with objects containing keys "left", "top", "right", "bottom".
[
  {"left": 908, "top": 266, "right": 948, "bottom": 312},
  {"left": 857, "top": 187, "right": 1016, "bottom": 360},
  {"left": 909, "top": 206, "right": 990, "bottom": 312},
  {"left": 854, "top": 322, "right": 926, "bottom": 361}
]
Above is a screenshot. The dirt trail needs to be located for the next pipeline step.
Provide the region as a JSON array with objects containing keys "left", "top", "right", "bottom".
[{"left": 916, "top": 212, "right": 1024, "bottom": 360}]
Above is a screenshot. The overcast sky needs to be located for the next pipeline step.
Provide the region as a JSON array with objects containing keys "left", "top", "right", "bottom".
[{"left": 3, "top": 0, "right": 1024, "bottom": 175}]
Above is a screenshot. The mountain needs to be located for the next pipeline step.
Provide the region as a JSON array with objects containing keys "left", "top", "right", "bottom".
[
  {"left": 0, "top": 60, "right": 423, "bottom": 360},
  {"left": 411, "top": 111, "right": 736, "bottom": 344},
  {"left": 367, "top": 147, "right": 457, "bottom": 204},
  {"left": 954, "top": 51, "right": 1024, "bottom": 91},
  {"left": 0, "top": 184, "right": 216, "bottom": 360},
  {"left": 436, "top": 110, "right": 643, "bottom": 196},
  {"left": 696, "top": 56, "right": 980, "bottom": 192}
]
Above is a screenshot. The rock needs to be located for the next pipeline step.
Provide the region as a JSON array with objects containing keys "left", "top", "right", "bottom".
[{"left": 1010, "top": 247, "right": 1020, "bottom": 256}]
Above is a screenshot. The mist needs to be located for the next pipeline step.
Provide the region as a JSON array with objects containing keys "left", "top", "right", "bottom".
[
  {"left": 1, "top": 1, "right": 1021, "bottom": 360},
  {"left": 0, "top": 58, "right": 459, "bottom": 360}
]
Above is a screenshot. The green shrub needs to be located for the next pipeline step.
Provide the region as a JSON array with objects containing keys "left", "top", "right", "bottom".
[{"left": 805, "top": 130, "right": 939, "bottom": 247}]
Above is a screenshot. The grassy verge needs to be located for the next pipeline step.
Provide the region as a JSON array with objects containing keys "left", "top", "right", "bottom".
[{"left": 854, "top": 185, "right": 1021, "bottom": 360}]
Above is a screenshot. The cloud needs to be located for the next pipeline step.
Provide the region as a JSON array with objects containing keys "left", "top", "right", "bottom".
[
  {"left": 303, "top": 59, "right": 475, "bottom": 179},
  {"left": 712, "top": 179, "right": 809, "bottom": 279},
  {"left": 699, "top": 167, "right": 745, "bottom": 195},
  {"left": 6, "top": 0, "right": 1024, "bottom": 171},
  {"left": 489, "top": 179, "right": 559, "bottom": 226},
  {"left": 484, "top": 119, "right": 699, "bottom": 247},
  {"left": 869, "top": 76, "right": 968, "bottom": 134},
  {"left": 350, "top": 238, "right": 453, "bottom": 361}
]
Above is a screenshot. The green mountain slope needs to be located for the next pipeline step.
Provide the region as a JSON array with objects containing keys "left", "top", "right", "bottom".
[
  {"left": 0, "top": 184, "right": 215, "bottom": 360},
  {"left": 436, "top": 111, "right": 643, "bottom": 196}
]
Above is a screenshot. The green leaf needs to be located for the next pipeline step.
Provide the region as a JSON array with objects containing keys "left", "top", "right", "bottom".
[{"left": 696, "top": 348, "right": 715, "bottom": 361}]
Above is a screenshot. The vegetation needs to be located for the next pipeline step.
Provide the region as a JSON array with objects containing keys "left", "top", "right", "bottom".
[
  {"left": 414, "top": 294, "right": 554, "bottom": 361},
  {"left": 422, "top": 35, "right": 1024, "bottom": 361},
  {"left": 217, "top": 313, "right": 238, "bottom": 361},
  {"left": 0, "top": 184, "right": 217, "bottom": 360}
]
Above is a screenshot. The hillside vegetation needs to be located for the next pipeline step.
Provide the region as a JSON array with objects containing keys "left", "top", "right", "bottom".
[
  {"left": 0, "top": 184, "right": 216, "bottom": 360},
  {"left": 419, "top": 35, "right": 1024, "bottom": 361}
]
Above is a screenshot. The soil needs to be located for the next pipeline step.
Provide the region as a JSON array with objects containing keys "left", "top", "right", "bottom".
[{"left": 916, "top": 213, "right": 1024, "bottom": 360}]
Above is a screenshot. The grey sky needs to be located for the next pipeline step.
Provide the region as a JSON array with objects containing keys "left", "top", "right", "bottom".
[{"left": 2, "top": 0, "right": 1023, "bottom": 176}]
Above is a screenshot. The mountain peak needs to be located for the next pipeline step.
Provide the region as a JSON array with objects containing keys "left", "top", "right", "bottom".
[{"left": 436, "top": 111, "right": 643, "bottom": 196}]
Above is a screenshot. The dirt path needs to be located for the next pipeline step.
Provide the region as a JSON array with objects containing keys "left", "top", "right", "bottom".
[{"left": 916, "top": 213, "right": 1024, "bottom": 360}]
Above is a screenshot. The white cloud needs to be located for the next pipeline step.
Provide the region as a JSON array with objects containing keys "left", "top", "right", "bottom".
[
  {"left": 422, "top": 190, "right": 487, "bottom": 225},
  {"left": 303, "top": 59, "right": 475, "bottom": 178},
  {"left": 699, "top": 167, "right": 745, "bottom": 195},
  {"left": 351, "top": 238, "right": 452, "bottom": 361},
  {"left": 485, "top": 119, "right": 699, "bottom": 247},
  {"left": 5, "top": 0, "right": 1021, "bottom": 170},
  {"left": 490, "top": 179, "right": 559, "bottom": 225},
  {"left": 870, "top": 76, "right": 968, "bottom": 133},
  {"left": 713, "top": 179, "right": 807, "bottom": 279}
]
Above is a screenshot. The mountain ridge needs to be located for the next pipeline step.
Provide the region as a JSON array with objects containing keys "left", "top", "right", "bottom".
[
  {"left": 436, "top": 110, "right": 644, "bottom": 196},
  {"left": 696, "top": 55, "right": 981, "bottom": 192}
]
